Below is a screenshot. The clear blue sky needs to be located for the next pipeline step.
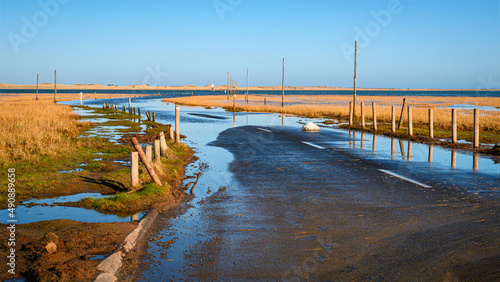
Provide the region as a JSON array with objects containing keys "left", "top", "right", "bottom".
[{"left": 1, "top": 0, "right": 499, "bottom": 89}]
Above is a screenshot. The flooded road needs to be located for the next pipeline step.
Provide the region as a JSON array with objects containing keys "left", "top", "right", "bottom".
[{"left": 67, "top": 97, "right": 499, "bottom": 280}]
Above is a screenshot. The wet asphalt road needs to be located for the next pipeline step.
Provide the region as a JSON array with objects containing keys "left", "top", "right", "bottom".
[{"left": 125, "top": 124, "right": 499, "bottom": 281}]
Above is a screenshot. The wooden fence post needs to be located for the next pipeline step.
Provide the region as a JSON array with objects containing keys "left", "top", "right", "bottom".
[
  {"left": 54, "top": 69, "right": 57, "bottom": 103},
  {"left": 130, "top": 137, "right": 162, "bottom": 186},
  {"left": 154, "top": 140, "right": 161, "bottom": 162},
  {"left": 429, "top": 109, "right": 434, "bottom": 138},
  {"left": 36, "top": 74, "right": 39, "bottom": 101},
  {"left": 138, "top": 107, "right": 141, "bottom": 116},
  {"left": 473, "top": 109, "right": 479, "bottom": 148},
  {"left": 372, "top": 102, "right": 377, "bottom": 131},
  {"left": 360, "top": 102, "right": 365, "bottom": 128},
  {"left": 349, "top": 102, "right": 353, "bottom": 126},
  {"left": 131, "top": 152, "right": 139, "bottom": 187},
  {"left": 391, "top": 106, "right": 396, "bottom": 133},
  {"left": 175, "top": 105, "right": 181, "bottom": 143},
  {"left": 169, "top": 126, "right": 174, "bottom": 140},
  {"left": 407, "top": 106, "right": 413, "bottom": 136},
  {"left": 159, "top": 132, "right": 168, "bottom": 156},
  {"left": 133, "top": 107, "right": 136, "bottom": 115},
  {"left": 452, "top": 109, "right": 457, "bottom": 143},
  {"left": 146, "top": 145, "right": 152, "bottom": 163},
  {"left": 128, "top": 97, "right": 132, "bottom": 114},
  {"left": 397, "top": 98, "right": 406, "bottom": 129},
  {"left": 122, "top": 105, "right": 126, "bottom": 112},
  {"left": 153, "top": 112, "right": 156, "bottom": 122}
]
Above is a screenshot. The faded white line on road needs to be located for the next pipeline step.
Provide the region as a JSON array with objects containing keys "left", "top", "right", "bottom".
[
  {"left": 256, "top": 128, "right": 272, "bottom": 133},
  {"left": 301, "top": 141, "right": 325, "bottom": 150},
  {"left": 379, "top": 169, "right": 432, "bottom": 188}
]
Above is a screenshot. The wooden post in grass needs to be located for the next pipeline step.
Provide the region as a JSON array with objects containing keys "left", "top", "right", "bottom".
[
  {"left": 131, "top": 152, "right": 139, "bottom": 187},
  {"left": 138, "top": 107, "right": 141, "bottom": 116},
  {"left": 452, "top": 109, "right": 457, "bottom": 143},
  {"left": 397, "top": 98, "right": 406, "bottom": 129},
  {"left": 391, "top": 106, "right": 396, "bottom": 133},
  {"left": 154, "top": 140, "right": 161, "bottom": 162},
  {"left": 36, "top": 74, "right": 39, "bottom": 101},
  {"left": 122, "top": 105, "right": 126, "bottom": 112},
  {"left": 175, "top": 105, "right": 180, "bottom": 143},
  {"left": 360, "top": 102, "right": 365, "bottom": 128},
  {"left": 264, "top": 98, "right": 267, "bottom": 105},
  {"left": 54, "top": 69, "right": 57, "bottom": 103},
  {"left": 473, "top": 109, "right": 480, "bottom": 148},
  {"left": 130, "top": 137, "right": 162, "bottom": 186},
  {"left": 133, "top": 107, "right": 136, "bottom": 115},
  {"left": 159, "top": 132, "right": 168, "bottom": 156},
  {"left": 429, "top": 109, "right": 434, "bottom": 138},
  {"left": 115, "top": 105, "right": 117, "bottom": 111},
  {"left": 146, "top": 145, "right": 153, "bottom": 163},
  {"left": 353, "top": 41, "right": 357, "bottom": 117},
  {"left": 282, "top": 58, "right": 285, "bottom": 108},
  {"left": 169, "top": 126, "right": 174, "bottom": 140},
  {"left": 233, "top": 94, "right": 236, "bottom": 110},
  {"left": 153, "top": 112, "right": 156, "bottom": 122},
  {"left": 128, "top": 97, "right": 132, "bottom": 114},
  {"left": 372, "top": 102, "right": 377, "bottom": 131},
  {"left": 349, "top": 102, "right": 353, "bottom": 126},
  {"left": 407, "top": 106, "right": 413, "bottom": 136},
  {"left": 79, "top": 92, "right": 83, "bottom": 106},
  {"left": 103, "top": 103, "right": 105, "bottom": 109},
  {"left": 146, "top": 111, "right": 151, "bottom": 121}
]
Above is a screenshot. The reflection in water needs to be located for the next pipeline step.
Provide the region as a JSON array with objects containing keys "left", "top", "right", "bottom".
[
  {"left": 408, "top": 141, "right": 413, "bottom": 161},
  {"left": 399, "top": 140, "right": 405, "bottom": 160},
  {"left": 391, "top": 138, "right": 395, "bottom": 159},
  {"left": 473, "top": 154, "right": 479, "bottom": 171},
  {"left": 361, "top": 133, "right": 365, "bottom": 149},
  {"left": 452, "top": 150, "right": 457, "bottom": 168},
  {"left": 349, "top": 130, "right": 353, "bottom": 149},
  {"left": 372, "top": 135, "right": 377, "bottom": 151},
  {"left": 428, "top": 145, "right": 434, "bottom": 162}
]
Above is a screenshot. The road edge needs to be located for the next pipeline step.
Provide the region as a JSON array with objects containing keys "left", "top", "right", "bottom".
[{"left": 94, "top": 208, "right": 159, "bottom": 282}]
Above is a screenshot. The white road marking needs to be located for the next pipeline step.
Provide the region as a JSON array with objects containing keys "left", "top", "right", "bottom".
[
  {"left": 256, "top": 127, "right": 272, "bottom": 133},
  {"left": 301, "top": 141, "right": 325, "bottom": 150},
  {"left": 379, "top": 169, "right": 432, "bottom": 188}
]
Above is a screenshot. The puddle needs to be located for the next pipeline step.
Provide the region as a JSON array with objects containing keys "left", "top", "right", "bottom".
[
  {"left": 21, "top": 193, "right": 106, "bottom": 205},
  {"left": 89, "top": 254, "right": 110, "bottom": 261},
  {"left": 450, "top": 104, "right": 499, "bottom": 112},
  {"left": 114, "top": 160, "right": 131, "bottom": 166},
  {"left": 59, "top": 168, "right": 84, "bottom": 173}
]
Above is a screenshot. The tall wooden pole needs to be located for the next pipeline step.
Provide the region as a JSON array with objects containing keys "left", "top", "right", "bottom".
[
  {"left": 36, "top": 74, "right": 39, "bottom": 101},
  {"left": 54, "top": 69, "right": 57, "bottom": 103},
  {"left": 473, "top": 109, "right": 480, "bottom": 148},
  {"left": 282, "top": 58, "right": 285, "bottom": 108},
  {"left": 246, "top": 68, "right": 249, "bottom": 104},
  {"left": 353, "top": 41, "right": 357, "bottom": 117}
]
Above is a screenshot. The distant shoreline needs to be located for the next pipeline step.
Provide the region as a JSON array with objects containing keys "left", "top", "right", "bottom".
[{"left": 0, "top": 83, "right": 498, "bottom": 92}]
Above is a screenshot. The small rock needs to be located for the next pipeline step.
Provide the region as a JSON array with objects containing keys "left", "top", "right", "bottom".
[
  {"left": 45, "top": 242, "right": 57, "bottom": 254},
  {"left": 302, "top": 122, "right": 320, "bottom": 132}
]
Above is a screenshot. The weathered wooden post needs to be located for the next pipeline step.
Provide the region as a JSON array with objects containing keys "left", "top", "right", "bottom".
[
  {"left": 128, "top": 97, "right": 132, "bottom": 114},
  {"left": 349, "top": 102, "right": 353, "bottom": 126},
  {"left": 122, "top": 105, "right": 126, "bottom": 112},
  {"left": 391, "top": 106, "right": 396, "bottom": 133},
  {"left": 153, "top": 112, "right": 156, "bottom": 122},
  {"left": 114, "top": 105, "right": 117, "bottom": 111},
  {"left": 79, "top": 92, "right": 83, "bottom": 106},
  {"left": 429, "top": 109, "right": 434, "bottom": 138},
  {"left": 233, "top": 94, "right": 236, "bottom": 110},
  {"left": 175, "top": 105, "right": 180, "bottom": 143},
  {"left": 146, "top": 145, "right": 153, "bottom": 163},
  {"left": 54, "top": 69, "right": 57, "bottom": 103},
  {"left": 452, "top": 109, "right": 457, "bottom": 143},
  {"left": 169, "top": 126, "right": 174, "bottom": 140},
  {"left": 353, "top": 41, "right": 357, "bottom": 117},
  {"left": 282, "top": 58, "right": 285, "bottom": 108},
  {"left": 372, "top": 102, "right": 377, "bottom": 131},
  {"left": 131, "top": 152, "right": 139, "bottom": 187},
  {"left": 246, "top": 68, "right": 249, "bottom": 104},
  {"left": 130, "top": 137, "right": 162, "bottom": 186},
  {"left": 451, "top": 150, "right": 457, "bottom": 168},
  {"left": 36, "top": 74, "right": 39, "bottom": 101},
  {"left": 473, "top": 109, "right": 479, "bottom": 148},
  {"left": 360, "top": 102, "right": 365, "bottom": 128},
  {"left": 407, "top": 106, "right": 413, "bottom": 136},
  {"left": 159, "top": 132, "right": 168, "bottom": 156},
  {"left": 264, "top": 98, "right": 267, "bottom": 105},
  {"left": 133, "top": 107, "right": 136, "bottom": 115},
  {"left": 138, "top": 107, "right": 141, "bottom": 116},
  {"left": 103, "top": 103, "right": 105, "bottom": 109},
  {"left": 397, "top": 98, "right": 407, "bottom": 129},
  {"left": 154, "top": 140, "right": 161, "bottom": 163}
]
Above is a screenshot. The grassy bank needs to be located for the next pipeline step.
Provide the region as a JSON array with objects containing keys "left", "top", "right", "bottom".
[{"left": 164, "top": 95, "right": 500, "bottom": 146}]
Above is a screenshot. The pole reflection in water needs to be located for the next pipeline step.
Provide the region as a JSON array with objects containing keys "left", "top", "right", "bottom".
[
  {"left": 473, "top": 153, "right": 479, "bottom": 171},
  {"left": 408, "top": 141, "right": 413, "bottom": 161},
  {"left": 282, "top": 114, "right": 284, "bottom": 126},
  {"left": 391, "top": 138, "right": 395, "bottom": 160},
  {"left": 428, "top": 145, "right": 434, "bottom": 162},
  {"left": 349, "top": 130, "right": 353, "bottom": 149},
  {"left": 399, "top": 139, "right": 405, "bottom": 160},
  {"left": 353, "top": 131, "right": 356, "bottom": 148},
  {"left": 372, "top": 134, "right": 377, "bottom": 152},
  {"left": 451, "top": 150, "right": 457, "bottom": 168},
  {"left": 361, "top": 133, "right": 365, "bottom": 149}
]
